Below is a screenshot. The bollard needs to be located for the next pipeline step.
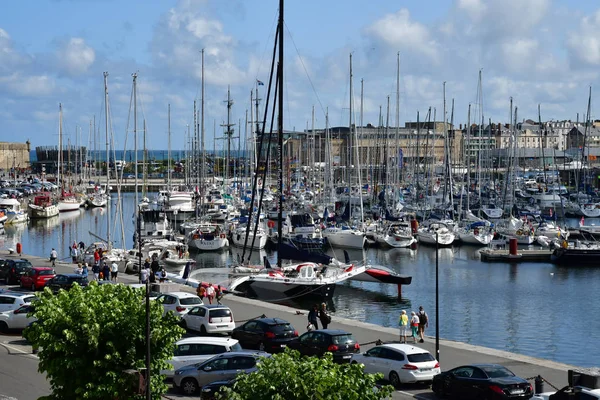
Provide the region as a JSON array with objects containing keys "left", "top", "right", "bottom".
[{"left": 534, "top": 375, "right": 544, "bottom": 394}]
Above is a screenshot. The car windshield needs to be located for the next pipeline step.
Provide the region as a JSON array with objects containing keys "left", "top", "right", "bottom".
[
  {"left": 481, "top": 366, "right": 514, "bottom": 378},
  {"left": 15, "top": 261, "right": 32, "bottom": 269},
  {"left": 331, "top": 334, "right": 354, "bottom": 345},
  {"left": 269, "top": 323, "right": 294, "bottom": 333},
  {"left": 209, "top": 309, "right": 231, "bottom": 318},
  {"left": 38, "top": 270, "right": 54, "bottom": 276},
  {"left": 231, "top": 343, "right": 242, "bottom": 351},
  {"left": 180, "top": 297, "right": 202, "bottom": 305},
  {"left": 407, "top": 353, "right": 436, "bottom": 363}
]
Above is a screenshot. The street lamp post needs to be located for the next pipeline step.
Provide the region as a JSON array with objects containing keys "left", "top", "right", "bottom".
[{"left": 137, "top": 206, "right": 151, "bottom": 399}]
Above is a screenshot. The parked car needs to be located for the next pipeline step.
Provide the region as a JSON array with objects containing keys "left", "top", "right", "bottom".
[
  {"left": 20, "top": 267, "right": 55, "bottom": 291},
  {"left": 181, "top": 305, "right": 235, "bottom": 335},
  {"left": 287, "top": 329, "right": 360, "bottom": 363},
  {"left": 173, "top": 351, "right": 270, "bottom": 395},
  {"left": 0, "top": 304, "right": 36, "bottom": 332},
  {"left": 432, "top": 364, "right": 534, "bottom": 399},
  {"left": 164, "top": 336, "right": 243, "bottom": 378},
  {"left": 199, "top": 379, "right": 235, "bottom": 400},
  {"left": 0, "top": 292, "right": 37, "bottom": 313},
  {"left": 155, "top": 292, "right": 203, "bottom": 318},
  {"left": 351, "top": 343, "right": 440, "bottom": 388},
  {"left": 45, "top": 274, "right": 89, "bottom": 293},
  {"left": 231, "top": 317, "right": 298, "bottom": 353},
  {"left": 0, "top": 259, "right": 33, "bottom": 284}
]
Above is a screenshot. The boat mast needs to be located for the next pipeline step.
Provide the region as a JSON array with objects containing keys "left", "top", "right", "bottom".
[
  {"left": 168, "top": 103, "right": 171, "bottom": 192},
  {"left": 133, "top": 72, "right": 139, "bottom": 215},
  {"left": 58, "top": 103, "right": 62, "bottom": 191},
  {"left": 395, "top": 52, "right": 400, "bottom": 189},
  {"left": 201, "top": 48, "right": 205, "bottom": 213},
  {"left": 276, "top": 0, "right": 284, "bottom": 269},
  {"left": 103, "top": 71, "right": 112, "bottom": 250}
]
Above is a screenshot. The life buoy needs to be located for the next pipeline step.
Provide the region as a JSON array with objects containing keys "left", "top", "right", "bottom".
[
  {"left": 267, "top": 220, "right": 276, "bottom": 228},
  {"left": 220, "top": 233, "right": 226, "bottom": 239}
]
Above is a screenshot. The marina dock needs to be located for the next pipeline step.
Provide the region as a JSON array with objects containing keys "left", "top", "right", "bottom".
[
  {"left": 479, "top": 248, "right": 554, "bottom": 262},
  {"left": 0, "top": 251, "right": 574, "bottom": 399}
]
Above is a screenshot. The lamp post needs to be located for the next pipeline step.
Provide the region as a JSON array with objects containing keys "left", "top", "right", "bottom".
[
  {"left": 137, "top": 206, "right": 151, "bottom": 399},
  {"left": 435, "top": 232, "right": 440, "bottom": 362}
]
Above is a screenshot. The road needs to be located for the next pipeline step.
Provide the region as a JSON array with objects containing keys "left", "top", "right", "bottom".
[{"left": 0, "top": 250, "right": 573, "bottom": 399}]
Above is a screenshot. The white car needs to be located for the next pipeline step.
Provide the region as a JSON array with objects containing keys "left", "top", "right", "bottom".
[
  {"left": 163, "top": 336, "right": 242, "bottom": 378},
  {"left": 351, "top": 343, "right": 440, "bottom": 388},
  {"left": 155, "top": 292, "right": 203, "bottom": 318},
  {"left": 181, "top": 305, "right": 235, "bottom": 335},
  {"left": 532, "top": 387, "right": 600, "bottom": 399},
  {"left": 0, "top": 304, "right": 36, "bottom": 331},
  {"left": 0, "top": 292, "right": 37, "bottom": 314}
]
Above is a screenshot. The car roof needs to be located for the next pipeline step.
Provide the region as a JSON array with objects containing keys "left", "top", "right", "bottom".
[
  {"left": 59, "top": 273, "right": 86, "bottom": 278},
  {"left": 31, "top": 266, "right": 54, "bottom": 271},
  {"left": 380, "top": 343, "right": 433, "bottom": 355},
  {"left": 253, "top": 317, "right": 290, "bottom": 325},
  {"left": 176, "top": 336, "right": 239, "bottom": 346},
  {"left": 0, "top": 292, "right": 36, "bottom": 299},
  {"left": 163, "top": 291, "right": 198, "bottom": 298},
  {"left": 202, "top": 304, "right": 230, "bottom": 309},
  {"left": 312, "top": 329, "right": 352, "bottom": 335},
  {"left": 208, "top": 351, "right": 271, "bottom": 359}
]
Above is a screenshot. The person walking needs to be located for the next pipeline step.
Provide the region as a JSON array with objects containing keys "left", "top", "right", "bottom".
[
  {"left": 92, "top": 262, "right": 100, "bottom": 281},
  {"left": 307, "top": 304, "right": 319, "bottom": 331},
  {"left": 140, "top": 266, "right": 149, "bottom": 284},
  {"left": 102, "top": 261, "right": 110, "bottom": 281},
  {"left": 319, "top": 303, "right": 332, "bottom": 329},
  {"left": 50, "top": 248, "right": 58, "bottom": 267},
  {"left": 71, "top": 247, "right": 79, "bottom": 263},
  {"left": 196, "top": 285, "right": 206, "bottom": 304},
  {"left": 74, "top": 263, "right": 83, "bottom": 275},
  {"left": 417, "top": 306, "right": 429, "bottom": 343},
  {"left": 205, "top": 283, "right": 216, "bottom": 304},
  {"left": 410, "top": 311, "right": 420, "bottom": 344},
  {"left": 398, "top": 310, "right": 409, "bottom": 343},
  {"left": 93, "top": 249, "right": 100, "bottom": 265},
  {"left": 81, "top": 263, "right": 89, "bottom": 279},
  {"left": 110, "top": 261, "right": 119, "bottom": 282},
  {"left": 215, "top": 285, "right": 224, "bottom": 305}
]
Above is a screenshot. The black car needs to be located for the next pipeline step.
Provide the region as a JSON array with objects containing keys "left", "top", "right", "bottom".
[
  {"left": 45, "top": 274, "right": 89, "bottom": 292},
  {"left": 0, "top": 259, "right": 33, "bottom": 284},
  {"left": 287, "top": 329, "right": 360, "bottom": 363},
  {"left": 200, "top": 379, "right": 234, "bottom": 400},
  {"left": 432, "top": 364, "right": 533, "bottom": 400},
  {"left": 231, "top": 318, "right": 298, "bottom": 353}
]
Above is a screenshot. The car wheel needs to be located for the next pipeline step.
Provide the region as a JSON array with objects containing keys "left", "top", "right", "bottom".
[
  {"left": 389, "top": 371, "right": 401, "bottom": 389},
  {"left": 200, "top": 325, "right": 207, "bottom": 335},
  {"left": 0, "top": 321, "right": 8, "bottom": 333},
  {"left": 258, "top": 341, "right": 265, "bottom": 351},
  {"left": 181, "top": 378, "right": 199, "bottom": 395},
  {"left": 31, "top": 284, "right": 36, "bottom": 292}
]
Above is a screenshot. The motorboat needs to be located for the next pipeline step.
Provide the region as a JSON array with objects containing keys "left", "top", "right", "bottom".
[
  {"left": 187, "top": 224, "right": 229, "bottom": 251},
  {"left": 0, "top": 198, "right": 29, "bottom": 224},
  {"left": 321, "top": 225, "right": 366, "bottom": 249},
  {"left": 375, "top": 222, "right": 416, "bottom": 248},
  {"left": 135, "top": 209, "right": 174, "bottom": 242},
  {"left": 28, "top": 195, "right": 59, "bottom": 219}
]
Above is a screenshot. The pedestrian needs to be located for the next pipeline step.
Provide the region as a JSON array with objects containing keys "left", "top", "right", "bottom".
[
  {"left": 78, "top": 240, "right": 85, "bottom": 250},
  {"left": 140, "top": 266, "right": 149, "bottom": 284},
  {"left": 319, "top": 302, "right": 332, "bottom": 329},
  {"left": 150, "top": 257, "right": 159, "bottom": 283},
  {"left": 196, "top": 284, "right": 206, "bottom": 303},
  {"left": 398, "top": 310, "right": 409, "bottom": 343},
  {"left": 205, "top": 283, "right": 216, "bottom": 304},
  {"left": 71, "top": 241, "right": 78, "bottom": 255},
  {"left": 417, "top": 306, "right": 429, "bottom": 343},
  {"left": 143, "top": 257, "right": 150, "bottom": 273},
  {"left": 50, "top": 248, "right": 58, "bottom": 267},
  {"left": 102, "top": 261, "right": 110, "bottom": 281},
  {"left": 410, "top": 311, "right": 420, "bottom": 344},
  {"left": 216, "top": 285, "right": 224, "bottom": 305},
  {"left": 307, "top": 304, "right": 319, "bottom": 331},
  {"left": 71, "top": 246, "right": 79, "bottom": 263},
  {"left": 93, "top": 249, "right": 100, "bottom": 265},
  {"left": 92, "top": 262, "right": 100, "bottom": 281},
  {"left": 74, "top": 263, "right": 83, "bottom": 275},
  {"left": 81, "top": 263, "right": 89, "bottom": 279},
  {"left": 159, "top": 267, "right": 167, "bottom": 282},
  {"left": 111, "top": 260, "right": 119, "bottom": 282}
]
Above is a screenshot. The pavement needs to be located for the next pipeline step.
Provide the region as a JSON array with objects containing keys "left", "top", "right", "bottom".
[{"left": 0, "top": 250, "right": 575, "bottom": 399}]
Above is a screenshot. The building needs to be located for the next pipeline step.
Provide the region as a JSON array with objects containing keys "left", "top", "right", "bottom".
[{"left": 0, "top": 141, "right": 30, "bottom": 171}]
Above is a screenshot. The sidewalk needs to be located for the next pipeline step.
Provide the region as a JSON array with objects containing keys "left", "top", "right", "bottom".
[{"left": 2, "top": 251, "right": 573, "bottom": 398}]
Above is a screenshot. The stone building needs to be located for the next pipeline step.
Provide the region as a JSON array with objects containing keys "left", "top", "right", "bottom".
[{"left": 0, "top": 141, "right": 30, "bottom": 171}]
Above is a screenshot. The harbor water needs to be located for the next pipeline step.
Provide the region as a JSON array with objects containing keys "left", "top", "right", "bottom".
[{"left": 1, "top": 193, "right": 599, "bottom": 368}]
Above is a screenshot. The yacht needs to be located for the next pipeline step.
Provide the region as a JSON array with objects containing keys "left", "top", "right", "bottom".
[
  {"left": 187, "top": 223, "right": 229, "bottom": 251},
  {"left": 0, "top": 198, "right": 29, "bottom": 224},
  {"left": 28, "top": 195, "right": 59, "bottom": 219}
]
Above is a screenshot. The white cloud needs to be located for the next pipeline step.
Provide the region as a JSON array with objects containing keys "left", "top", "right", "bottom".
[
  {"left": 57, "top": 37, "right": 95, "bottom": 75},
  {"left": 0, "top": 73, "right": 55, "bottom": 96},
  {"left": 567, "top": 10, "right": 600, "bottom": 66},
  {"left": 365, "top": 9, "right": 439, "bottom": 61},
  {"left": 501, "top": 39, "right": 539, "bottom": 72},
  {"left": 458, "top": 0, "right": 486, "bottom": 20}
]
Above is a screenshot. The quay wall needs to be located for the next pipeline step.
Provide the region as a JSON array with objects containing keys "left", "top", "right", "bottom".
[{"left": 0, "top": 142, "right": 30, "bottom": 170}]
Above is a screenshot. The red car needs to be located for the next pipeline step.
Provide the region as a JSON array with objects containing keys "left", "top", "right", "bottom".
[{"left": 20, "top": 267, "right": 56, "bottom": 291}]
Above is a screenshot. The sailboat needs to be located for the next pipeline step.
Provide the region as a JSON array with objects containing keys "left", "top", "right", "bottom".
[
  {"left": 55, "top": 105, "right": 81, "bottom": 213},
  {"left": 228, "top": 1, "right": 366, "bottom": 300}
]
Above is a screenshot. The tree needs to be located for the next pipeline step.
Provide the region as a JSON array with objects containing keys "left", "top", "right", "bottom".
[
  {"left": 218, "top": 348, "right": 394, "bottom": 400},
  {"left": 24, "top": 282, "right": 185, "bottom": 400}
]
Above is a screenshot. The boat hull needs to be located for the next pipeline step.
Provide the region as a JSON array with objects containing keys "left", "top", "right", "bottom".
[
  {"left": 28, "top": 204, "right": 59, "bottom": 219},
  {"left": 233, "top": 278, "right": 337, "bottom": 300},
  {"left": 188, "top": 237, "right": 229, "bottom": 251}
]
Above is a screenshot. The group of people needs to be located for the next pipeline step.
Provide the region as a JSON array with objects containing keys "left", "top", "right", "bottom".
[
  {"left": 307, "top": 303, "right": 331, "bottom": 330},
  {"left": 398, "top": 306, "right": 429, "bottom": 344},
  {"left": 196, "top": 282, "right": 224, "bottom": 305},
  {"left": 139, "top": 255, "right": 168, "bottom": 284}
]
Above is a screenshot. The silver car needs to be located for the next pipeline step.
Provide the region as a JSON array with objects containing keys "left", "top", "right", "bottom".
[{"left": 173, "top": 351, "right": 270, "bottom": 395}]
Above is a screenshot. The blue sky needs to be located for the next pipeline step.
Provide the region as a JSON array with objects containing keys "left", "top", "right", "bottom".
[{"left": 1, "top": 0, "right": 599, "bottom": 151}]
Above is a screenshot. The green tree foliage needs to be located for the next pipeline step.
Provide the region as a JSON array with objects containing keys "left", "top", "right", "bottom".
[
  {"left": 24, "top": 282, "right": 185, "bottom": 400},
  {"left": 219, "top": 348, "right": 394, "bottom": 400}
]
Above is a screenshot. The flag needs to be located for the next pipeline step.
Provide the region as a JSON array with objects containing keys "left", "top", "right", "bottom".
[{"left": 257, "top": 79, "right": 264, "bottom": 86}]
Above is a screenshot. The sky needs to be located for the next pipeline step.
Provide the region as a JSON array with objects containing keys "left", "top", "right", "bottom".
[{"left": 1, "top": 0, "right": 600, "bottom": 151}]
